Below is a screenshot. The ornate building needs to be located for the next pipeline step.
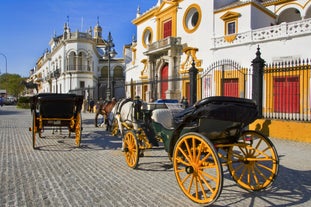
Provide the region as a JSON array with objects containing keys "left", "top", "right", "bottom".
[
  {"left": 124, "top": 0, "right": 311, "bottom": 142},
  {"left": 28, "top": 20, "right": 125, "bottom": 101},
  {"left": 125, "top": 0, "right": 311, "bottom": 101}
]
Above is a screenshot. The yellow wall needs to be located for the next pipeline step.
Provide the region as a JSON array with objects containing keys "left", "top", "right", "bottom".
[{"left": 249, "top": 119, "right": 311, "bottom": 143}]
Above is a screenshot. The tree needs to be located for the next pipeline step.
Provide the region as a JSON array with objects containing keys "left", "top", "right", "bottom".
[{"left": 0, "top": 73, "right": 26, "bottom": 97}]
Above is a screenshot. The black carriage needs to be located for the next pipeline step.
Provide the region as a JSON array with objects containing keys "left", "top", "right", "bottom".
[
  {"left": 29, "top": 93, "right": 83, "bottom": 149},
  {"left": 120, "top": 96, "right": 279, "bottom": 205}
]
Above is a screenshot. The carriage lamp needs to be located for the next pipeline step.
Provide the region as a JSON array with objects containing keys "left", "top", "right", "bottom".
[
  {"left": 54, "top": 68, "right": 60, "bottom": 93},
  {"left": 103, "top": 32, "right": 117, "bottom": 101}
]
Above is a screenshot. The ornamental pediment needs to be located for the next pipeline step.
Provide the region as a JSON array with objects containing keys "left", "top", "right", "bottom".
[{"left": 220, "top": 11, "right": 241, "bottom": 20}]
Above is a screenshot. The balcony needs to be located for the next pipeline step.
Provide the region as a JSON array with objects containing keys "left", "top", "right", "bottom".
[
  {"left": 67, "top": 64, "right": 91, "bottom": 71},
  {"left": 144, "top": 36, "right": 182, "bottom": 56},
  {"left": 212, "top": 18, "right": 311, "bottom": 49}
]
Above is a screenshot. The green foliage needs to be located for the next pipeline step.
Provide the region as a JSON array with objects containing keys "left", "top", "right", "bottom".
[
  {"left": 0, "top": 73, "right": 26, "bottom": 97},
  {"left": 17, "top": 96, "right": 31, "bottom": 109}
]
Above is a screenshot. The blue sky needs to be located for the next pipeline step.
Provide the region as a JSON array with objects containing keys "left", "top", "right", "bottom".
[{"left": 0, "top": 0, "right": 156, "bottom": 77}]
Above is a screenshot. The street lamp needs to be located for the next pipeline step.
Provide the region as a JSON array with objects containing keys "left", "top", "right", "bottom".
[
  {"left": 69, "top": 72, "right": 72, "bottom": 92},
  {"left": 0, "top": 53, "right": 7, "bottom": 74},
  {"left": 0, "top": 53, "right": 7, "bottom": 95},
  {"left": 103, "top": 32, "right": 117, "bottom": 100},
  {"left": 54, "top": 68, "right": 60, "bottom": 93}
]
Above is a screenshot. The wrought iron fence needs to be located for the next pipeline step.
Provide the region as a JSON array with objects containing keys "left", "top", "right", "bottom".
[{"left": 263, "top": 59, "right": 311, "bottom": 121}]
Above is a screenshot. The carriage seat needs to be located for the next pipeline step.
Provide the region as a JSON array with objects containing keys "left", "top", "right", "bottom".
[
  {"left": 151, "top": 109, "right": 173, "bottom": 129},
  {"left": 151, "top": 108, "right": 183, "bottom": 129}
]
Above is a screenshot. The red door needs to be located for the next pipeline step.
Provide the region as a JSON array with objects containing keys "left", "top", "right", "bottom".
[
  {"left": 161, "top": 64, "right": 168, "bottom": 99},
  {"left": 273, "top": 76, "right": 299, "bottom": 113},
  {"left": 224, "top": 78, "right": 239, "bottom": 97}
]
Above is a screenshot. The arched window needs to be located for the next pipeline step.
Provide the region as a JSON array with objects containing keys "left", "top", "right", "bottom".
[
  {"left": 277, "top": 8, "right": 302, "bottom": 24},
  {"left": 113, "top": 66, "right": 123, "bottom": 79}
]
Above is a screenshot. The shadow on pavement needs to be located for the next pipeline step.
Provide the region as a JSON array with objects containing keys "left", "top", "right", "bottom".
[
  {"left": 214, "top": 163, "right": 310, "bottom": 207},
  {"left": 0, "top": 107, "right": 26, "bottom": 115}
]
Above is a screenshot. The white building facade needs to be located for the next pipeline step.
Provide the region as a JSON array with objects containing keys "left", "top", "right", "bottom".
[
  {"left": 125, "top": 0, "right": 311, "bottom": 102},
  {"left": 29, "top": 21, "right": 125, "bottom": 101},
  {"left": 124, "top": 0, "right": 311, "bottom": 142}
]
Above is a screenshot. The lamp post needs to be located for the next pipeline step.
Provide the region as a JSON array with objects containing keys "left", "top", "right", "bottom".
[
  {"left": 103, "top": 32, "right": 117, "bottom": 100},
  {"left": 69, "top": 72, "right": 72, "bottom": 92},
  {"left": 0, "top": 53, "right": 7, "bottom": 94},
  {"left": 54, "top": 68, "right": 60, "bottom": 93},
  {"left": 0, "top": 53, "right": 7, "bottom": 74}
]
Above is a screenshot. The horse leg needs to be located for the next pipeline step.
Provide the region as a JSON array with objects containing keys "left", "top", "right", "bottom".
[
  {"left": 105, "top": 116, "right": 109, "bottom": 131},
  {"left": 95, "top": 112, "right": 99, "bottom": 127}
]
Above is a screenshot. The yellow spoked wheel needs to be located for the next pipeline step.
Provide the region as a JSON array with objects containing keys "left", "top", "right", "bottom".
[
  {"left": 32, "top": 111, "right": 37, "bottom": 149},
  {"left": 227, "top": 130, "right": 279, "bottom": 191},
  {"left": 173, "top": 133, "right": 223, "bottom": 205},
  {"left": 123, "top": 130, "right": 139, "bottom": 169},
  {"left": 75, "top": 113, "right": 82, "bottom": 147}
]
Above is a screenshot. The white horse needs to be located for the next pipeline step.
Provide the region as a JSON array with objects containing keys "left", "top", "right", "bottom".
[{"left": 108, "top": 98, "right": 139, "bottom": 137}]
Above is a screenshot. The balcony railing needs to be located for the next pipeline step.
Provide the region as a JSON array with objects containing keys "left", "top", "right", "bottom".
[
  {"left": 145, "top": 36, "right": 182, "bottom": 55},
  {"left": 67, "top": 64, "right": 90, "bottom": 71},
  {"left": 212, "top": 18, "right": 311, "bottom": 49}
]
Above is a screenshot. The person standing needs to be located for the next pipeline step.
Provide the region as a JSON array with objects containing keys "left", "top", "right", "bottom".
[{"left": 89, "top": 99, "right": 95, "bottom": 113}]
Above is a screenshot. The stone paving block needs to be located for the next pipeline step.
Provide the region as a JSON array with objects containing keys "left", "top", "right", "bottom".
[{"left": 0, "top": 106, "right": 310, "bottom": 206}]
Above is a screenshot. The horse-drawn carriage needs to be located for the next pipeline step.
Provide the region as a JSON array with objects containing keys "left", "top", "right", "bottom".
[
  {"left": 111, "top": 96, "right": 279, "bottom": 205},
  {"left": 29, "top": 93, "right": 84, "bottom": 149}
]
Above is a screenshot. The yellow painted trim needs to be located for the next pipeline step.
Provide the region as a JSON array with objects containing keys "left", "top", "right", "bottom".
[
  {"left": 132, "top": 8, "right": 157, "bottom": 25},
  {"left": 139, "top": 59, "right": 148, "bottom": 80},
  {"left": 215, "top": 2, "right": 276, "bottom": 19},
  {"left": 224, "top": 34, "right": 237, "bottom": 42},
  {"left": 155, "top": 3, "right": 178, "bottom": 40},
  {"left": 180, "top": 47, "right": 202, "bottom": 73},
  {"left": 142, "top": 27, "right": 153, "bottom": 48},
  {"left": 131, "top": 47, "right": 136, "bottom": 65},
  {"left": 220, "top": 11, "right": 240, "bottom": 42},
  {"left": 249, "top": 119, "right": 311, "bottom": 143},
  {"left": 275, "top": 1, "right": 303, "bottom": 13},
  {"left": 183, "top": 3, "right": 202, "bottom": 33},
  {"left": 263, "top": 0, "right": 295, "bottom": 7},
  {"left": 214, "top": 68, "right": 248, "bottom": 97}
]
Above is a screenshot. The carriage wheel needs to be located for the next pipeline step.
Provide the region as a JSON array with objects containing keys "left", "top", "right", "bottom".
[
  {"left": 227, "top": 130, "right": 279, "bottom": 191},
  {"left": 123, "top": 130, "right": 139, "bottom": 169},
  {"left": 173, "top": 132, "right": 223, "bottom": 205},
  {"left": 32, "top": 111, "right": 37, "bottom": 149},
  {"left": 75, "top": 112, "right": 82, "bottom": 147}
]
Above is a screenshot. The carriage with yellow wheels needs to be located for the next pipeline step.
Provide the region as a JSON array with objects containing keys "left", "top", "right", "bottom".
[
  {"left": 118, "top": 96, "right": 279, "bottom": 206},
  {"left": 29, "top": 93, "right": 84, "bottom": 149}
]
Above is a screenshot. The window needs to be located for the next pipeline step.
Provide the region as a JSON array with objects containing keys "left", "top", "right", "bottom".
[
  {"left": 227, "top": 21, "right": 236, "bottom": 35},
  {"left": 183, "top": 4, "right": 202, "bottom": 33},
  {"left": 80, "top": 81, "right": 85, "bottom": 89},
  {"left": 142, "top": 27, "right": 153, "bottom": 48},
  {"left": 163, "top": 20, "right": 172, "bottom": 38},
  {"left": 221, "top": 11, "right": 240, "bottom": 42}
]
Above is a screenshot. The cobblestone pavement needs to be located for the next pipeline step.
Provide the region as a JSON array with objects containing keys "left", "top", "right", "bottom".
[{"left": 0, "top": 105, "right": 310, "bottom": 207}]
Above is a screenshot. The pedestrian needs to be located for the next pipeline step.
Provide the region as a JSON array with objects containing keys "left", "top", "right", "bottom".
[{"left": 89, "top": 99, "right": 95, "bottom": 113}]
